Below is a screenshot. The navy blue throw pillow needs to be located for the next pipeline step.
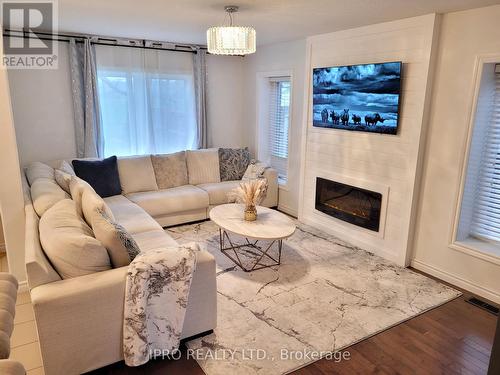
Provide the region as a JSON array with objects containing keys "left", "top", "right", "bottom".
[{"left": 72, "top": 156, "right": 122, "bottom": 198}]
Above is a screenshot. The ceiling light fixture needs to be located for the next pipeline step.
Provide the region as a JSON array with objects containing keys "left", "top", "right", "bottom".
[{"left": 207, "top": 5, "right": 256, "bottom": 56}]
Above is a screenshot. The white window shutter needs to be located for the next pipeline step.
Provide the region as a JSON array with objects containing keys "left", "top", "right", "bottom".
[
  {"left": 470, "top": 65, "right": 500, "bottom": 242},
  {"left": 266, "top": 77, "right": 291, "bottom": 183}
]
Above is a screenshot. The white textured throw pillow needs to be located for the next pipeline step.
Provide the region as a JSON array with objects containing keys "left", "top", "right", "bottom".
[
  {"left": 81, "top": 188, "right": 115, "bottom": 227},
  {"left": 69, "top": 176, "right": 115, "bottom": 223},
  {"left": 54, "top": 161, "right": 76, "bottom": 193},
  {"left": 39, "top": 199, "right": 111, "bottom": 279},
  {"left": 186, "top": 149, "right": 221, "bottom": 185},
  {"left": 54, "top": 170, "right": 72, "bottom": 194},
  {"left": 91, "top": 208, "right": 140, "bottom": 268},
  {"left": 59, "top": 160, "right": 76, "bottom": 176},
  {"left": 69, "top": 176, "right": 94, "bottom": 217},
  {"left": 242, "top": 161, "right": 269, "bottom": 180}
]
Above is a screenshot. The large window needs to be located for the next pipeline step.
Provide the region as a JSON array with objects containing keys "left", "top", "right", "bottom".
[
  {"left": 265, "top": 77, "right": 291, "bottom": 184},
  {"left": 457, "top": 63, "right": 500, "bottom": 255},
  {"left": 95, "top": 45, "right": 197, "bottom": 157}
]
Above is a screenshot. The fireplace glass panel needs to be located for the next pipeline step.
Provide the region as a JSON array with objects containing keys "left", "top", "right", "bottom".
[{"left": 315, "top": 177, "right": 382, "bottom": 231}]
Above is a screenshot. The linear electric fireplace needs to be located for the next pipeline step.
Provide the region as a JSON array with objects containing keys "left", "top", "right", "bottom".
[{"left": 315, "top": 177, "right": 382, "bottom": 231}]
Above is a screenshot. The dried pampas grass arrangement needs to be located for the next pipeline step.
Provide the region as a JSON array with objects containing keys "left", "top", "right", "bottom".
[{"left": 230, "top": 178, "right": 268, "bottom": 221}]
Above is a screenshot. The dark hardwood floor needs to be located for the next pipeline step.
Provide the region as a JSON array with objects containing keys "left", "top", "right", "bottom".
[
  {"left": 90, "top": 270, "right": 498, "bottom": 375},
  {"left": 299, "top": 291, "right": 496, "bottom": 375}
]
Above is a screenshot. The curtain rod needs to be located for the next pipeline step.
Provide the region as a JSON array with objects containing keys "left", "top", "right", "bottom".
[{"left": 2, "top": 28, "right": 208, "bottom": 54}]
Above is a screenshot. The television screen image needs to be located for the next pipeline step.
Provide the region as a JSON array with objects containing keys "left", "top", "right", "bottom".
[{"left": 312, "top": 62, "right": 402, "bottom": 135}]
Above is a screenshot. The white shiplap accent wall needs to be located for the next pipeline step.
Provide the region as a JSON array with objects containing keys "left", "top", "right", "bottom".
[{"left": 298, "top": 14, "right": 440, "bottom": 266}]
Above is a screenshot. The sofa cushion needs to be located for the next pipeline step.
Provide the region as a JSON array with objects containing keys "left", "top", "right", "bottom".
[
  {"left": 31, "top": 178, "right": 70, "bottom": 217},
  {"left": 0, "top": 294, "right": 15, "bottom": 318},
  {"left": 25, "top": 162, "right": 54, "bottom": 185},
  {"left": 131, "top": 230, "right": 178, "bottom": 253},
  {"left": 0, "top": 273, "right": 18, "bottom": 289},
  {"left": 0, "top": 281, "right": 17, "bottom": 301},
  {"left": 186, "top": 149, "right": 220, "bottom": 185},
  {"left": 72, "top": 156, "right": 122, "bottom": 198},
  {"left": 0, "top": 310, "right": 14, "bottom": 339},
  {"left": 39, "top": 199, "right": 111, "bottom": 279},
  {"left": 103, "top": 195, "right": 163, "bottom": 234},
  {"left": 25, "top": 199, "right": 62, "bottom": 289},
  {"left": 151, "top": 152, "right": 188, "bottom": 189},
  {"left": 91, "top": 208, "right": 140, "bottom": 268},
  {"left": 218, "top": 148, "right": 251, "bottom": 181},
  {"left": 197, "top": 181, "right": 240, "bottom": 205},
  {"left": 127, "top": 185, "right": 209, "bottom": 217},
  {"left": 117, "top": 155, "right": 158, "bottom": 194}
]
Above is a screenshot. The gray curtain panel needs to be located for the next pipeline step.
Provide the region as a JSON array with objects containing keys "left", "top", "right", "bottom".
[
  {"left": 69, "top": 38, "right": 103, "bottom": 158},
  {"left": 193, "top": 48, "right": 208, "bottom": 149}
]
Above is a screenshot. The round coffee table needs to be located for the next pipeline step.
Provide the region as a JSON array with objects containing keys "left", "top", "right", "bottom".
[{"left": 209, "top": 204, "right": 296, "bottom": 272}]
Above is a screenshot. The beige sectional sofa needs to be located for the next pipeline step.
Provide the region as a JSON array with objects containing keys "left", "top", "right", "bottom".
[
  {"left": 116, "top": 151, "right": 278, "bottom": 227},
  {"left": 23, "top": 149, "right": 278, "bottom": 375}
]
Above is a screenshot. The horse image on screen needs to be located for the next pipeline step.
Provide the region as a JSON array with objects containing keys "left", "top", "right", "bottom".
[{"left": 313, "top": 62, "right": 402, "bottom": 135}]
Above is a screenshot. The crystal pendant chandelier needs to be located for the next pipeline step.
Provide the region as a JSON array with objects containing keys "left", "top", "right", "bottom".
[{"left": 207, "top": 6, "right": 256, "bottom": 55}]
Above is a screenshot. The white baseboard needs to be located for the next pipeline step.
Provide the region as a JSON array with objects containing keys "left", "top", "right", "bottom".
[
  {"left": 411, "top": 258, "right": 500, "bottom": 304},
  {"left": 18, "top": 280, "right": 29, "bottom": 293},
  {"left": 277, "top": 203, "right": 298, "bottom": 218}
]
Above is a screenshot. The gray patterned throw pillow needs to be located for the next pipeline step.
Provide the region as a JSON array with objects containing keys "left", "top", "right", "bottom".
[
  {"left": 218, "top": 148, "right": 251, "bottom": 181},
  {"left": 92, "top": 208, "right": 141, "bottom": 268}
]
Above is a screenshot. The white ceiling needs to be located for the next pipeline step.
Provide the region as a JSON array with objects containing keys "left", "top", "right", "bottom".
[{"left": 54, "top": 0, "right": 500, "bottom": 45}]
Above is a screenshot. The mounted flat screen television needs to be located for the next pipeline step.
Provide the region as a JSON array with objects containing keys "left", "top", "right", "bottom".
[{"left": 312, "top": 61, "right": 402, "bottom": 135}]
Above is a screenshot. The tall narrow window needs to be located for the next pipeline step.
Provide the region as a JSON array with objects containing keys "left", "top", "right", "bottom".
[
  {"left": 457, "top": 63, "right": 500, "bottom": 255},
  {"left": 95, "top": 45, "right": 197, "bottom": 157},
  {"left": 267, "top": 77, "right": 291, "bottom": 184},
  {"left": 470, "top": 65, "right": 500, "bottom": 242}
]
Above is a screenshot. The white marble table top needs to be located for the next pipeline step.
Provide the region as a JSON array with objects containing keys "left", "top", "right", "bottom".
[{"left": 209, "top": 204, "right": 296, "bottom": 240}]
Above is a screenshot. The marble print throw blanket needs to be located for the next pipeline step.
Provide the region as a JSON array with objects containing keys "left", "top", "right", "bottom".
[{"left": 123, "top": 243, "right": 199, "bottom": 366}]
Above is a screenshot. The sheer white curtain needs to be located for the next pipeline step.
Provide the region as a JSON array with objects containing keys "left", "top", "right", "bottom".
[{"left": 95, "top": 45, "right": 198, "bottom": 157}]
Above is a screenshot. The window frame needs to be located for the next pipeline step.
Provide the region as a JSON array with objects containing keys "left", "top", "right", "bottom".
[
  {"left": 451, "top": 54, "right": 500, "bottom": 265},
  {"left": 255, "top": 70, "right": 293, "bottom": 190}
]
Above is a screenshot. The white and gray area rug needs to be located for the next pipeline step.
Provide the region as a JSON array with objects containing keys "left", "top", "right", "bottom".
[{"left": 166, "top": 219, "right": 461, "bottom": 375}]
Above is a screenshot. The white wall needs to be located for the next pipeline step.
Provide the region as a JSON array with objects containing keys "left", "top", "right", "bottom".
[
  {"left": 411, "top": 5, "right": 500, "bottom": 303},
  {"left": 8, "top": 42, "right": 76, "bottom": 166},
  {"left": 298, "top": 14, "right": 440, "bottom": 266},
  {"left": 0, "top": 34, "right": 27, "bottom": 284},
  {"left": 243, "top": 39, "right": 306, "bottom": 216},
  {"left": 206, "top": 55, "right": 246, "bottom": 148},
  {"left": 8, "top": 44, "right": 246, "bottom": 165}
]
